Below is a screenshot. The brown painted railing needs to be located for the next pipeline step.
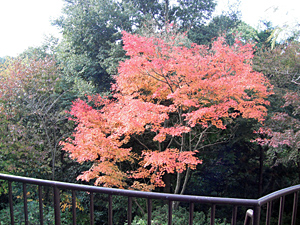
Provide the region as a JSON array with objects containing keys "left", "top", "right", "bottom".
[{"left": 0, "top": 173, "right": 299, "bottom": 225}]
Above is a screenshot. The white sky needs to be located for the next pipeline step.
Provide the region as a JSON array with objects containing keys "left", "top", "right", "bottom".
[
  {"left": 0, "top": 0, "right": 300, "bottom": 58},
  {"left": 216, "top": 0, "right": 300, "bottom": 29},
  {"left": 0, "top": 0, "right": 64, "bottom": 57}
]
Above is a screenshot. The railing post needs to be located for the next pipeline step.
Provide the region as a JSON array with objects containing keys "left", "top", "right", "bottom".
[
  {"left": 108, "top": 194, "right": 113, "bottom": 225},
  {"left": 147, "top": 198, "right": 152, "bottom": 225},
  {"left": 90, "top": 192, "right": 94, "bottom": 225},
  {"left": 278, "top": 196, "right": 285, "bottom": 225},
  {"left": 231, "top": 206, "right": 238, "bottom": 225},
  {"left": 72, "top": 190, "right": 76, "bottom": 225},
  {"left": 291, "top": 192, "right": 298, "bottom": 225},
  {"left": 38, "top": 185, "right": 44, "bottom": 225},
  {"left": 252, "top": 205, "right": 261, "bottom": 225},
  {"left": 127, "top": 197, "right": 132, "bottom": 225},
  {"left": 23, "top": 183, "right": 28, "bottom": 225},
  {"left": 189, "top": 202, "right": 194, "bottom": 225},
  {"left": 8, "top": 181, "right": 14, "bottom": 225},
  {"left": 266, "top": 201, "right": 272, "bottom": 225},
  {"left": 211, "top": 204, "right": 216, "bottom": 225},
  {"left": 168, "top": 200, "right": 173, "bottom": 225},
  {"left": 53, "top": 185, "right": 61, "bottom": 225}
]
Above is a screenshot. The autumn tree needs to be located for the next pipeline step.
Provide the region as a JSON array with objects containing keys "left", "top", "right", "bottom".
[{"left": 62, "top": 30, "right": 272, "bottom": 196}]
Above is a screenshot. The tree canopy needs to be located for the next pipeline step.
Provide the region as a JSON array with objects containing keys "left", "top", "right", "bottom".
[
  {"left": 54, "top": 0, "right": 217, "bottom": 91},
  {"left": 61, "top": 30, "right": 272, "bottom": 193}
]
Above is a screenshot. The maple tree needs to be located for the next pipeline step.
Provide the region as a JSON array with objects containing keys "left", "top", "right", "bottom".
[{"left": 62, "top": 30, "right": 272, "bottom": 194}]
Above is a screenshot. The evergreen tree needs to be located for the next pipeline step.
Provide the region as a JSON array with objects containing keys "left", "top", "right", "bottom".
[{"left": 54, "top": 0, "right": 217, "bottom": 91}]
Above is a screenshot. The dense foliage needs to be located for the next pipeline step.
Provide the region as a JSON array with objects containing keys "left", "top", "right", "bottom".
[
  {"left": 53, "top": 0, "right": 218, "bottom": 91},
  {"left": 1, "top": 0, "right": 300, "bottom": 223},
  {"left": 253, "top": 41, "right": 300, "bottom": 182},
  {"left": 0, "top": 57, "right": 64, "bottom": 178}
]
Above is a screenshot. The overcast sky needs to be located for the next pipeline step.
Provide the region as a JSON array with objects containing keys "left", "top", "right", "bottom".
[
  {"left": 218, "top": 0, "right": 300, "bottom": 28},
  {"left": 0, "top": 0, "right": 300, "bottom": 58},
  {"left": 0, "top": 0, "right": 63, "bottom": 57}
]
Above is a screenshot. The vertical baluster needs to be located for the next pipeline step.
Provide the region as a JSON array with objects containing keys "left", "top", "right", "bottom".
[
  {"left": 168, "top": 200, "right": 173, "bottom": 225},
  {"left": 53, "top": 186, "right": 61, "bottom": 225},
  {"left": 90, "top": 192, "right": 94, "bottom": 225},
  {"left": 278, "top": 196, "right": 285, "bottom": 225},
  {"left": 127, "top": 197, "right": 132, "bottom": 225},
  {"left": 252, "top": 205, "right": 261, "bottom": 225},
  {"left": 38, "top": 185, "right": 43, "bottom": 225},
  {"left": 189, "top": 202, "right": 194, "bottom": 225},
  {"left": 108, "top": 194, "right": 113, "bottom": 225},
  {"left": 8, "top": 181, "right": 14, "bottom": 225},
  {"left": 72, "top": 190, "right": 76, "bottom": 225},
  {"left": 291, "top": 192, "right": 298, "bottom": 225},
  {"left": 23, "top": 183, "right": 28, "bottom": 225},
  {"left": 210, "top": 204, "right": 216, "bottom": 225},
  {"left": 231, "top": 206, "right": 237, "bottom": 225},
  {"left": 265, "top": 201, "right": 272, "bottom": 225},
  {"left": 147, "top": 198, "right": 152, "bottom": 225}
]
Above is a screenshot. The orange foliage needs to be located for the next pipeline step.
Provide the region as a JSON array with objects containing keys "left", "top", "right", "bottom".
[{"left": 61, "top": 31, "right": 272, "bottom": 191}]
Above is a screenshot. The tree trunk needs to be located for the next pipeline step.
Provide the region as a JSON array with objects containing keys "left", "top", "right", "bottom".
[
  {"left": 164, "top": 0, "right": 169, "bottom": 26},
  {"left": 172, "top": 172, "right": 181, "bottom": 210},
  {"left": 172, "top": 168, "right": 191, "bottom": 210}
]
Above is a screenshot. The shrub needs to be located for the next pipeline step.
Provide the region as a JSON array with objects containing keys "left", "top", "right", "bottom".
[{"left": 126, "top": 204, "right": 229, "bottom": 225}]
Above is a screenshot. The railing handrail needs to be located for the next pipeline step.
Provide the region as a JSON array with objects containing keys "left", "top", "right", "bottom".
[
  {"left": 1, "top": 172, "right": 299, "bottom": 225},
  {"left": 3, "top": 173, "right": 300, "bottom": 205},
  {"left": 0, "top": 173, "right": 258, "bottom": 206},
  {"left": 258, "top": 184, "right": 300, "bottom": 205}
]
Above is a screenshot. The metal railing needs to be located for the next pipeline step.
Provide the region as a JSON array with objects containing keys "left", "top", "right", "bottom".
[{"left": 0, "top": 173, "right": 299, "bottom": 225}]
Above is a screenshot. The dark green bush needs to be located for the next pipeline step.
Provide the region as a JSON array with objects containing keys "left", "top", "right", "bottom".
[
  {"left": 0, "top": 200, "right": 89, "bottom": 224},
  {"left": 126, "top": 205, "right": 229, "bottom": 225}
]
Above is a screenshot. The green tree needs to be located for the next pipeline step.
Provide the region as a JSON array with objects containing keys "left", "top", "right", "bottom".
[
  {"left": 54, "top": 0, "right": 124, "bottom": 91},
  {"left": 0, "top": 55, "right": 94, "bottom": 180},
  {"left": 189, "top": 14, "right": 240, "bottom": 45},
  {"left": 171, "top": 0, "right": 216, "bottom": 30},
  {"left": 228, "top": 21, "right": 273, "bottom": 49},
  {"left": 19, "top": 35, "right": 60, "bottom": 60},
  {"left": 0, "top": 57, "right": 63, "bottom": 178},
  {"left": 54, "top": 0, "right": 217, "bottom": 91},
  {"left": 187, "top": 0, "right": 241, "bottom": 46}
]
